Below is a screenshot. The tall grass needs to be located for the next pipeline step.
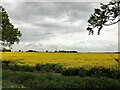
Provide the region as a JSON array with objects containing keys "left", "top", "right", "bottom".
[{"left": 3, "top": 70, "right": 120, "bottom": 88}]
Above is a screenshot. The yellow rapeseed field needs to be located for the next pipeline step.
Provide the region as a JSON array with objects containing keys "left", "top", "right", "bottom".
[{"left": 0, "top": 52, "right": 119, "bottom": 69}]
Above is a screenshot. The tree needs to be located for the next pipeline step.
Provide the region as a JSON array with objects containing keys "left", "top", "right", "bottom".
[
  {"left": 87, "top": 0, "right": 120, "bottom": 35},
  {"left": 0, "top": 6, "right": 22, "bottom": 50}
]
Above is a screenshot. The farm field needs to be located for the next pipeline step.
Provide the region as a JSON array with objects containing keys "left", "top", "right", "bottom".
[
  {"left": 1, "top": 52, "right": 119, "bottom": 69},
  {"left": 1, "top": 52, "right": 120, "bottom": 88}
]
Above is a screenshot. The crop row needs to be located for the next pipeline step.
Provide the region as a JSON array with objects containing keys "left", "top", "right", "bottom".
[{"left": 2, "top": 61, "right": 120, "bottom": 79}]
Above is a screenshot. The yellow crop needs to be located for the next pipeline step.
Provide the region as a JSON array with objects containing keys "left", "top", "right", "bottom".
[{"left": 0, "top": 52, "right": 119, "bottom": 69}]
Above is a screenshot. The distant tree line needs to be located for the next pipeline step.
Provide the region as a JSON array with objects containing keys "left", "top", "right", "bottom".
[
  {"left": 56, "top": 50, "right": 77, "bottom": 53},
  {"left": 2, "top": 49, "right": 119, "bottom": 53},
  {"left": 2, "top": 49, "right": 11, "bottom": 52},
  {"left": 24, "top": 50, "right": 78, "bottom": 53},
  {"left": 47, "top": 50, "right": 77, "bottom": 53},
  {"left": 26, "top": 50, "right": 37, "bottom": 52}
]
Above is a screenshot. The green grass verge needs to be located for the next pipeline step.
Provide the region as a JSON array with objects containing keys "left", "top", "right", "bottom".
[
  {"left": 2, "top": 80, "right": 26, "bottom": 88},
  {"left": 2, "top": 70, "right": 120, "bottom": 88}
]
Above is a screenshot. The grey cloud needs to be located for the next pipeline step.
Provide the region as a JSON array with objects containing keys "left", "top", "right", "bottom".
[
  {"left": 1, "top": 1, "right": 118, "bottom": 52},
  {"left": 4, "top": 2, "right": 95, "bottom": 23},
  {"left": 3, "top": 2, "right": 92, "bottom": 40},
  {"left": 19, "top": 27, "right": 56, "bottom": 42}
]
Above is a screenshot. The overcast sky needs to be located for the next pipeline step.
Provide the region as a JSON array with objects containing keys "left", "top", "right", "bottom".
[{"left": 0, "top": 0, "right": 118, "bottom": 52}]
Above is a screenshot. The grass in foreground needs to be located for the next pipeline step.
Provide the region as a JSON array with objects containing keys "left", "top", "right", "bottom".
[
  {"left": 3, "top": 70, "right": 120, "bottom": 88},
  {"left": 2, "top": 80, "right": 26, "bottom": 88}
]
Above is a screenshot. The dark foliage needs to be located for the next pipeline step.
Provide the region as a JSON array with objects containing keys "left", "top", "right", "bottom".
[
  {"left": 87, "top": 0, "right": 120, "bottom": 35},
  {"left": 0, "top": 6, "right": 22, "bottom": 50},
  {"left": 62, "top": 67, "right": 120, "bottom": 79},
  {"left": 35, "top": 64, "right": 63, "bottom": 73}
]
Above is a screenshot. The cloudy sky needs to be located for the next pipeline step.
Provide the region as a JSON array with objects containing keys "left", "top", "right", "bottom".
[{"left": 1, "top": 0, "right": 118, "bottom": 52}]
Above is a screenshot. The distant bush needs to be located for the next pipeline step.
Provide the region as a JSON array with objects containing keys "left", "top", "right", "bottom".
[
  {"left": 19, "top": 50, "right": 21, "bottom": 52},
  {"left": 26, "top": 50, "right": 36, "bottom": 52},
  {"left": 58, "top": 50, "right": 77, "bottom": 53},
  {"left": 2, "top": 49, "right": 11, "bottom": 52}
]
